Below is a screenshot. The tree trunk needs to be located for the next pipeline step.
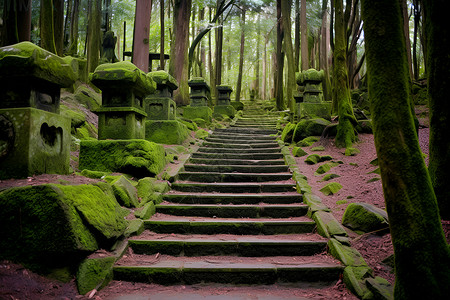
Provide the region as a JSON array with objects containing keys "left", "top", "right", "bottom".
[
  {"left": 400, "top": 0, "right": 413, "bottom": 80},
  {"left": 424, "top": 0, "right": 450, "bottom": 220},
  {"left": 275, "top": 0, "right": 285, "bottom": 110},
  {"left": 235, "top": 9, "right": 245, "bottom": 102},
  {"left": 215, "top": 5, "right": 223, "bottom": 86},
  {"left": 320, "top": 0, "right": 331, "bottom": 101},
  {"left": 1, "top": 0, "right": 32, "bottom": 46},
  {"left": 169, "top": 0, "right": 192, "bottom": 106},
  {"left": 294, "top": 0, "right": 300, "bottom": 72},
  {"left": 412, "top": 0, "right": 420, "bottom": 81},
  {"left": 53, "top": 0, "right": 64, "bottom": 55},
  {"left": 362, "top": 0, "right": 450, "bottom": 298},
  {"left": 300, "top": 0, "right": 308, "bottom": 70},
  {"left": 208, "top": 7, "right": 216, "bottom": 101},
  {"left": 63, "top": 0, "right": 72, "bottom": 52},
  {"left": 132, "top": 0, "right": 152, "bottom": 72},
  {"left": 281, "top": 0, "right": 296, "bottom": 112},
  {"left": 67, "top": 0, "right": 80, "bottom": 56},
  {"left": 255, "top": 14, "right": 261, "bottom": 99},
  {"left": 87, "top": 0, "right": 102, "bottom": 73},
  {"left": 40, "top": 0, "right": 57, "bottom": 53},
  {"left": 262, "top": 36, "right": 267, "bottom": 100},
  {"left": 333, "top": 0, "right": 357, "bottom": 148},
  {"left": 199, "top": 7, "right": 206, "bottom": 77},
  {"left": 160, "top": 0, "right": 165, "bottom": 70}
]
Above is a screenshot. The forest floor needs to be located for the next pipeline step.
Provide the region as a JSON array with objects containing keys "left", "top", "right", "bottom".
[{"left": 1, "top": 106, "right": 449, "bottom": 299}]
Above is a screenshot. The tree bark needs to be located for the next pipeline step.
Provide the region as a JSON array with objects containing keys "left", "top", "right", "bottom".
[
  {"left": 400, "top": 0, "right": 413, "bottom": 80},
  {"left": 333, "top": 0, "right": 357, "bottom": 148},
  {"left": 320, "top": 0, "right": 331, "bottom": 101},
  {"left": 169, "top": 0, "right": 192, "bottom": 106},
  {"left": 1, "top": 0, "right": 32, "bottom": 46},
  {"left": 255, "top": 14, "right": 261, "bottom": 99},
  {"left": 300, "top": 0, "right": 308, "bottom": 70},
  {"left": 215, "top": 6, "right": 223, "bottom": 86},
  {"left": 362, "top": 0, "right": 450, "bottom": 298},
  {"left": 67, "top": 0, "right": 80, "bottom": 56},
  {"left": 294, "top": 0, "right": 300, "bottom": 72},
  {"left": 281, "top": 0, "right": 296, "bottom": 112},
  {"left": 87, "top": 0, "right": 102, "bottom": 73},
  {"left": 40, "top": 0, "right": 57, "bottom": 53},
  {"left": 235, "top": 9, "right": 245, "bottom": 102},
  {"left": 424, "top": 0, "right": 450, "bottom": 220},
  {"left": 53, "top": 0, "right": 64, "bottom": 55},
  {"left": 275, "top": 0, "right": 285, "bottom": 110},
  {"left": 160, "top": 0, "right": 165, "bottom": 70},
  {"left": 132, "top": 0, "right": 152, "bottom": 72}
]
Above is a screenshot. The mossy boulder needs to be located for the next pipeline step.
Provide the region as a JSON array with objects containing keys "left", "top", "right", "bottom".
[
  {"left": 343, "top": 266, "right": 374, "bottom": 299},
  {"left": 0, "top": 41, "right": 75, "bottom": 87},
  {"left": 134, "top": 202, "right": 156, "bottom": 219},
  {"left": 231, "top": 101, "right": 244, "bottom": 111},
  {"left": 124, "top": 219, "right": 145, "bottom": 237},
  {"left": 281, "top": 122, "right": 296, "bottom": 143},
  {"left": 292, "top": 118, "right": 330, "bottom": 142},
  {"left": 76, "top": 256, "right": 115, "bottom": 295},
  {"left": 301, "top": 68, "right": 324, "bottom": 82},
  {"left": 292, "top": 147, "right": 308, "bottom": 157},
  {"left": 145, "top": 120, "right": 189, "bottom": 145},
  {"left": 74, "top": 85, "right": 101, "bottom": 110},
  {"left": 0, "top": 184, "right": 127, "bottom": 265},
  {"left": 89, "top": 61, "right": 156, "bottom": 96},
  {"left": 297, "top": 136, "right": 319, "bottom": 147},
  {"left": 81, "top": 169, "right": 108, "bottom": 179},
  {"left": 320, "top": 182, "right": 343, "bottom": 195},
  {"left": 321, "top": 173, "right": 341, "bottom": 181},
  {"left": 79, "top": 140, "right": 166, "bottom": 178},
  {"left": 61, "top": 104, "right": 86, "bottom": 129},
  {"left": 111, "top": 176, "right": 139, "bottom": 208},
  {"left": 328, "top": 238, "right": 367, "bottom": 267},
  {"left": 342, "top": 202, "right": 389, "bottom": 233},
  {"left": 315, "top": 161, "right": 340, "bottom": 176},
  {"left": 305, "top": 154, "right": 321, "bottom": 165},
  {"left": 195, "top": 129, "right": 210, "bottom": 140}
]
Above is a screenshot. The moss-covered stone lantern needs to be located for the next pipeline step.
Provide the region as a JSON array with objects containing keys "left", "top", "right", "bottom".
[
  {"left": 297, "top": 69, "right": 331, "bottom": 120},
  {"left": 184, "top": 77, "right": 212, "bottom": 124},
  {"left": 0, "top": 42, "right": 74, "bottom": 179},
  {"left": 90, "top": 61, "right": 156, "bottom": 140},
  {"left": 214, "top": 85, "right": 235, "bottom": 118},
  {"left": 144, "top": 71, "right": 188, "bottom": 144}
]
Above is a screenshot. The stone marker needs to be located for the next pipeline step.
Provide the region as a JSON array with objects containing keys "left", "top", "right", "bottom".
[
  {"left": 184, "top": 77, "right": 212, "bottom": 124},
  {"left": 214, "top": 85, "right": 236, "bottom": 118},
  {"left": 296, "top": 69, "right": 331, "bottom": 120}
]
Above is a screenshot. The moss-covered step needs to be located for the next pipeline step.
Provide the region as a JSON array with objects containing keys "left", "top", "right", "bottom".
[
  {"left": 202, "top": 141, "right": 279, "bottom": 149},
  {"left": 214, "top": 128, "right": 277, "bottom": 135},
  {"left": 209, "top": 133, "right": 276, "bottom": 140},
  {"left": 188, "top": 158, "right": 286, "bottom": 166},
  {"left": 163, "top": 193, "right": 301, "bottom": 205},
  {"left": 129, "top": 238, "right": 326, "bottom": 257},
  {"left": 177, "top": 171, "right": 293, "bottom": 183},
  {"left": 156, "top": 203, "right": 308, "bottom": 218},
  {"left": 198, "top": 147, "right": 281, "bottom": 154},
  {"left": 206, "top": 136, "right": 276, "bottom": 143},
  {"left": 144, "top": 219, "right": 315, "bottom": 235},
  {"left": 192, "top": 152, "right": 284, "bottom": 160},
  {"left": 183, "top": 164, "right": 289, "bottom": 173},
  {"left": 231, "top": 124, "right": 277, "bottom": 130},
  {"left": 170, "top": 182, "right": 296, "bottom": 193},
  {"left": 113, "top": 261, "right": 343, "bottom": 285}
]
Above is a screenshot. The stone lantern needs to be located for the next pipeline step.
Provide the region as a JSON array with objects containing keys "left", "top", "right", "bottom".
[{"left": 297, "top": 69, "right": 331, "bottom": 120}]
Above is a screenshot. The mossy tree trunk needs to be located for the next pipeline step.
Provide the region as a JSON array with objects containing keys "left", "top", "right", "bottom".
[
  {"left": 53, "top": 0, "right": 64, "bottom": 56},
  {"left": 361, "top": 0, "right": 450, "bottom": 298},
  {"left": 40, "top": 0, "right": 57, "bottom": 53},
  {"left": 424, "top": 0, "right": 450, "bottom": 220},
  {"left": 235, "top": 9, "right": 245, "bottom": 102},
  {"left": 67, "top": 0, "right": 80, "bottom": 56},
  {"left": 281, "top": 0, "right": 296, "bottom": 113},
  {"left": 169, "top": 0, "right": 192, "bottom": 106},
  {"left": 87, "top": 0, "right": 102, "bottom": 73},
  {"left": 1, "top": 0, "right": 32, "bottom": 46},
  {"left": 300, "top": 0, "right": 308, "bottom": 70},
  {"left": 333, "top": 0, "right": 356, "bottom": 148}
]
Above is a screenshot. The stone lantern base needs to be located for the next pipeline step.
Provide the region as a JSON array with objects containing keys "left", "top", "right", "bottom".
[
  {"left": 183, "top": 106, "right": 213, "bottom": 124},
  {"left": 299, "top": 102, "right": 332, "bottom": 120}
]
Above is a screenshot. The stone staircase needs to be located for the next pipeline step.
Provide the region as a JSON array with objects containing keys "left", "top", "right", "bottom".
[{"left": 113, "top": 101, "right": 343, "bottom": 287}]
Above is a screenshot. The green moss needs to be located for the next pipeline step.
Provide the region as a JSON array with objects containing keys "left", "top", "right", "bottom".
[
  {"left": 124, "top": 219, "right": 145, "bottom": 237},
  {"left": 297, "top": 136, "right": 319, "bottom": 147},
  {"left": 183, "top": 107, "right": 212, "bottom": 124},
  {"left": 292, "top": 147, "right": 308, "bottom": 157},
  {"left": 195, "top": 129, "right": 210, "bottom": 140},
  {"left": 292, "top": 118, "right": 330, "bottom": 142},
  {"left": 60, "top": 105, "right": 86, "bottom": 129},
  {"left": 336, "top": 199, "right": 348, "bottom": 205},
  {"left": 305, "top": 154, "right": 321, "bottom": 165},
  {"left": 322, "top": 173, "right": 341, "bottom": 181},
  {"left": 147, "top": 70, "right": 178, "bottom": 90},
  {"left": 311, "top": 146, "right": 325, "bottom": 151},
  {"left": 79, "top": 140, "right": 166, "bottom": 178},
  {"left": 281, "top": 122, "right": 296, "bottom": 143},
  {"left": 76, "top": 256, "right": 115, "bottom": 295},
  {"left": 301, "top": 68, "right": 324, "bottom": 82},
  {"left": 320, "top": 182, "right": 343, "bottom": 195},
  {"left": 345, "top": 147, "right": 360, "bottom": 156},
  {"left": 178, "top": 119, "right": 198, "bottom": 131},
  {"left": 74, "top": 85, "right": 101, "bottom": 110},
  {"left": 0, "top": 42, "right": 75, "bottom": 87},
  {"left": 367, "top": 177, "right": 381, "bottom": 183},
  {"left": 343, "top": 266, "right": 374, "bottom": 299},
  {"left": 81, "top": 169, "right": 108, "bottom": 179},
  {"left": 230, "top": 101, "right": 244, "bottom": 111},
  {"left": 145, "top": 120, "right": 189, "bottom": 145},
  {"left": 134, "top": 202, "right": 156, "bottom": 219},
  {"left": 328, "top": 238, "right": 367, "bottom": 267},
  {"left": 342, "top": 203, "right": 389, "bottom": 233},
  {"left": 111, "top": 176, "right": 139, "bottom": 208}
]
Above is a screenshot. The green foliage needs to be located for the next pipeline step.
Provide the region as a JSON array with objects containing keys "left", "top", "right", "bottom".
[{"left": 76, "top": 257, "right": 115, "bottom": 295}]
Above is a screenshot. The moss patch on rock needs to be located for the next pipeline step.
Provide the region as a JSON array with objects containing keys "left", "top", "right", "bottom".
[
  {"left": 292, "top": 118, "right": 330, "bottom": 142},
  {"left": 342, "top": 202, "right": 389, "bottom": 233},
  {"left": 76, "top": 256, "right": 115, "bottom": 295},
  {"left": 281, "top": 122, "right": 296, "bottom": 143},
  {"left": 320, "top": 182, "right": 343, "bottom": 195},
  {"left": 292, "top": 147, "right": 308, "bottom": 157},
  {"left": 79, "top": 140, "right": 166, "bottom": 178},
  {"left": 111, "top": 176, "right": 139, "bottom": 208},
  {"left": 145, "top": 120, "right": 189, "bottom": 145},
  {"left": 296, "top": 136, "right": 319, "bottom": 147}
]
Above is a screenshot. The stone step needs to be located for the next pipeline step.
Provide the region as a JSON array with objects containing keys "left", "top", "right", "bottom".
[
  {"left": 162, "top": 193, "right": 302, "bottom": 205},
  {"left": 235, "top": 119, "right": 278, "bottom": 123},
  {"left": 183, "top": 164, "right": 289, "bottom": 173},
  {"left": 230, "top": 124, "right": 277, "bottom": 129},
  {"left": 143, "top": 218, "right": 316, "bottom": 235},
  {"left": 177, "top": 171, "right": 293, "bottom": 183},
  {"left": 206, "top": 136, "right": 276, "bottom": 143},
  {"left": 191, "top": 151, "right": 284, "bottom": 160},
  {"left": 188, "top": 158, "right": 286, "bottom": 166},
  {"left": 113, "top": 260, "right": 343, "bottom": 285},
  {"left": 170, "top": 182, "right": 296, "bottom": 193},
  {"left": 202, "top": 141, "right": 279, "bottom": 149},
  {"left": 197, "top": 147, "right": 280, "bottom": 154},
  {"left": 214, "top": 128, "right": 278, "bottom": 135},
  {"left": 156, "top": 203, "right": 307, "bottom": 218},
  {"left": 128, "top": 237, "right": 326, "bottom": 257}
]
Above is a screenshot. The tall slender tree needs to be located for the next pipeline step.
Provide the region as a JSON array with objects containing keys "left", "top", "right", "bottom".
[
  {"left": 362, "top": 0, "right": 450, "bottom": 298},
  {"left": 275, "top": 0, "right": 285, "bottom": 110},
  {"left": 300, "top": 0, "right": 308, "bottom": 70},
  {"left": 1, "top": 0, "right": 32, "bottom": 46},
  {"left": 40, "top": 0, "right": 57, "bottom": 53},
  {"left": 132, "top": 0, "right": 152, "bottom": 72},
  {"left": 87, "top": 0, "right": 102, "bottom": 72},
  {"left": 169, "top": 0, "right": 192, "bottom": 105},
  {"left": 235, "top": 7, "right": 246, "bottom": 102},
  {"left": 281, "top": 0, "right": 295, "bottom": 112},
  {"left": 424, "top": 0, "right": 450, "bottom": 219}
]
